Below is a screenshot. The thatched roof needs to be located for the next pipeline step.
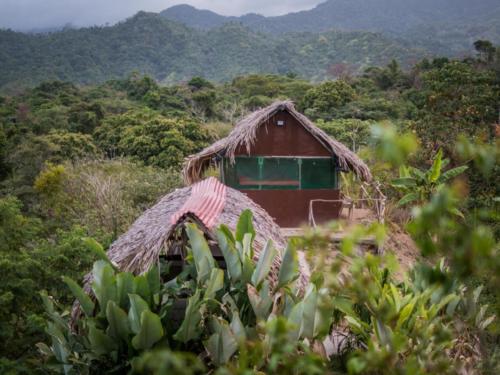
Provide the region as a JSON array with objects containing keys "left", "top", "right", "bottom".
[
  {"left": 183, "top": 100, "right": 372, "bottom": 184},
  {"left": 101, "top": 178, "right": 310, "bottom": 289}
]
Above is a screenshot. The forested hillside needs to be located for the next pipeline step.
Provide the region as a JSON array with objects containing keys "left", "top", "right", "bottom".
[
  {"left": 162, "top": 0, "right": 500, "bottom": 55},
  {"left": 0, "top": 38, "right": 499, "bottom": 373},
  {"left": 0, "top": 12, "right": 424, "bottom": 91}
]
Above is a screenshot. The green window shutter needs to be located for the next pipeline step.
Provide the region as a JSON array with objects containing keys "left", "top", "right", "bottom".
[
  {"left": 300, "top": 158, "right": 338, "bottom": 189},
  {"left": 260, "top": 158, "right": 299, "bottom": 190},
  {"left": 224, "top": 157, "right": 338, "bottom": 190},
  {"left": 236, "top": 157, "right": 260, "bottom": 188}
]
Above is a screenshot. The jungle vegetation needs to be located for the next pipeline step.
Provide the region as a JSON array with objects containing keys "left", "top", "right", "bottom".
[{"left": 0, "top": 42, "right": 498, "bottom": 374}]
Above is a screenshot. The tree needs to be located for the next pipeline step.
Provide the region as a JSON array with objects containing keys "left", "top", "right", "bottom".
[
  {"left": 0, "top": 196, "right": 95, "bottom": 366},
  {"left": 412, "top": 61, "right": 499, "bottom": 156},
  {"left": 94, "top": 109, "right": 211, "bottom": 168},
  {"left": 474, "top": 40, "right": 496, "bottom": 63},
  {"left": 301, "top": 80, "right": 356, "bottom": 120}
]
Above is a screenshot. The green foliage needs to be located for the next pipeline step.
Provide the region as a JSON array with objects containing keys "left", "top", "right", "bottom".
[
  {"left": 410, "top": 61, "right": 499, "bottom": 156},
  {"left": 317, "top": 119, "right": 371, "bottom": 152},
  {"left": 0, "top": 14, "right": 424, "bottom": 90},
  {"left": 94, "top": 109, "right": 211, "bottom": 168},
  {"left": 41, "top": 210, "right": 330, "bottom": 373},
  {"left": 131, "top": 349, "right": 205, "bottom": 375},
  {"left": 34, "top": 159, "right": 182, "bottom": 241},
  {"left": 301, "top": 80, "right": 356, "bottom": 120},
  {"left": 0, "top": 203, "right": 96, "bottom": 365},
  {"left": 392, "top": 149, "right": 468, "bottom": 208},
  {"left": 1, "top": 43, "right": 499, "bottom": 374}
]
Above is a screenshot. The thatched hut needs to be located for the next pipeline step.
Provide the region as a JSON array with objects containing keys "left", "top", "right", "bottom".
[
  {"left": 183, "top": 101, "right": 372, "bottom": 227},
  {"left": 101, "top": 177, "right": 310, "bottom": 289}
]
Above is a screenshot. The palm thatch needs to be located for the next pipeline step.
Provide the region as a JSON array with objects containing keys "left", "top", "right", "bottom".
[
  {"left": 183, "top": 100, "right": 372, "bottom": 184},
  {"left": 77, "top": 179, "right": 309, "bottom": 299}
]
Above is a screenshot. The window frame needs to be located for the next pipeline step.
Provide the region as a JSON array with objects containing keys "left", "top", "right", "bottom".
[{"left": 222, "top": 155, "right": 339, "bottom": 190}]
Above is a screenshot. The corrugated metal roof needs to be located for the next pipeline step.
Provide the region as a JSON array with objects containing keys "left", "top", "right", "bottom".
[{"left": 171, "top": 177, "right": 227, "bottom": 228}]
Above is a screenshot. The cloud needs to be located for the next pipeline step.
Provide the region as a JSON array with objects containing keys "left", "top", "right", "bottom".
[{"left": 0, "top": 0, "right": 323, "bottom": 31}]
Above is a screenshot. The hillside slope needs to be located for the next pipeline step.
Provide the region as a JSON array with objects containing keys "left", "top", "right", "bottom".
[{"left": 0, "top": 12, "right": 424, "bottom": 90}]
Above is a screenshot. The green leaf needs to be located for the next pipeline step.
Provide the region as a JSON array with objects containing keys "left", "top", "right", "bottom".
[
  {"left": 134, "top": 275, "right": 151, "bottom": 305},
  {"left": 205, "top": 269, "right": 224, "bottom": 300},
  {"left": 218, "top": 224, "right": 235, "bottom": 245},
  {"left": 277, "top": 243, "right": 299, "bottom": 289},
  {"left": 397, "top": 192, "right": 419, "bottom": 207},
  {"left": 204, "top": 318, "right": 238, "bottom": 366},
  {"left": 410, "top": 166, "right": 425, "bottom": 181},
  {"left": 396, "top": 299, "right": 416, "bottom": 330},
  {"left": 235, "top": 209, "right": 255, "bottom": 243},
  {"left": 46, "top": 322, "right": 69, "bottom": 363},
  {"left": 216, "top": 229, "right": 242, "bottom": 282},
  {"left": 242, "top": 233, "right": 254, "bottom": 260},
  {"left": 251, "top": 240, "right": 276, "bottom": 287},
  {"left": 473, "top": 286, "right": 483, "bottom": 304},
  {"left": 131, "top": 310, "right": 164, "bottom": 350},
  {"left": 241, "top": 255, "right": 255, "bottom": 284},
  {"left": 428, "top": 149, "right": 443, "bottom": 182},
  {"left": 106, "top": 300, "right": 130, "bottom": 341},
  {"left": 392, "top": 177, "right": 417, "bottom": 188},
  {"left": 83, "top": 237, "right": 116, "bottom": 270},
  {"left": 347, "top": 357, "right": 366, "bottom": 374},
  {"left": 186, "top": 223, "right": 216, "bottom": 284},
  {"left": 62, "top": 276, "right": 95, "bottom": 317},
  {"left": 287, "top": 301, "right": 304, "bottom": 341},
  {"left": 91, "top": 261, "right": 117, "bottom": 314},
  {"left": 438, "top": 165, "right": 468, "bottom": 183},
  {"left": 301, "top": 284, "right": 318, "bottom": 338},
  {"left": 116, "top": 272, "right": 135, "bottom": 310},
  {"left": 174, "top": 290, "right": 203, "bottom": 343},
  {"left": 399, "top": 165, "right": 410, "bottom": 178},
  {"left": 146, "top": 265, "right": 161, "bottom": 296},
  {"left": 230, "top": 311, "right": 246, "bottom": 342},
  {"left": 88, "top": 323, "right": 117, "bottom": 356},
  {"left": 128, "top": 294, "right": 150, "bottom": 334},
  {"left": 479, "top": 315, "right": 495, "bottom": 330},
  {"left": 247, "top": 283, "right": 273, "bottom": 320},
  {"left": 331, "top": 296, "right": 355, "bottom": 316}
]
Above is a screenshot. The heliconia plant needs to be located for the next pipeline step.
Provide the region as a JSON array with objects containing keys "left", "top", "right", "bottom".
[{"left": 39, "top": 210, "right": 332, "bottom": 374}]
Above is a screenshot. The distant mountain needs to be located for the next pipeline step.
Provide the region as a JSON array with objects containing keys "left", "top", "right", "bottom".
[
  {"left": 161, "top": 0, "right": 500, "bottom": 55},
  {"left": 0, "top": 12, "right": 424, "bottom": 91}
]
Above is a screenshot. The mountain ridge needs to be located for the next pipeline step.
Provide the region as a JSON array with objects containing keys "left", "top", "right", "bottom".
[
  {"left": 160, "top": 0, "right": 500, "bottom": 55},
  {"left": 0, "top": 11, "right": 425, "bottom": 91}
]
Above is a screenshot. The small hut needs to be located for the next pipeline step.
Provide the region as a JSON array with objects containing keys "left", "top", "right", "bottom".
[
  {"left": 102, "top": 177, "right": 310, "bottom": 288},
  {"left": 183, "top": 101, "right": 372, "bottom": 227}
]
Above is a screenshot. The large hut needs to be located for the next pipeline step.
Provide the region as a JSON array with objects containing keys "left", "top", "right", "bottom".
[
  {"left": 100, "top": 177, "right": 310, "bottom": 289},
  {"left": 183, "top": 101, "right": 372, "bottom": 227}
]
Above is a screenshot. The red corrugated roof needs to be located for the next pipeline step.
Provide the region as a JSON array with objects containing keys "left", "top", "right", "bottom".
[{"left": 171, "top": 177, "right": 227, "bottom": 228}]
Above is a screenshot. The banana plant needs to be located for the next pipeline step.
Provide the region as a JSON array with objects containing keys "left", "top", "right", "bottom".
[{"left": 392, "top": 149, "right": 468, "bottom": 208}]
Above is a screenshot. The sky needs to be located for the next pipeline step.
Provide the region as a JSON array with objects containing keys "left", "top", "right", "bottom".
[{"left": 0, "top": 0, "right": 324, "bottom": 31}]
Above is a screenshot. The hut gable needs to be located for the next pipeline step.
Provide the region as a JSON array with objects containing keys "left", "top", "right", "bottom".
[
  {"left": 234, "top": 110, "right": 331, "bottom": 157},
  {"left": 183, "top": 100, "right": 372, "bottom": 185}
]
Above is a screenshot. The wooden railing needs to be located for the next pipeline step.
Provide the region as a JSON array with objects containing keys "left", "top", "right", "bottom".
[{"left": 308, "top": 182, "right": 387, "bottom": 227}]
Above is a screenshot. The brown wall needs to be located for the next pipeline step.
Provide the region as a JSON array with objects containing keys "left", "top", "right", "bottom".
[
  {"left": 233, "top": 109, "right": 341, "bottom": 227},
  {"left": 235, "top": 110, "right": 331, "bottom": 157},
  {"left": 242, "top": 189, "right": 341, "bottom": 227}
]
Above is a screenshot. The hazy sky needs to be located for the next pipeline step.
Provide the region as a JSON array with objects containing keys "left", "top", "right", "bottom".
[{"left": 0, "top": 0, "right": 323, "bottom": 31}]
